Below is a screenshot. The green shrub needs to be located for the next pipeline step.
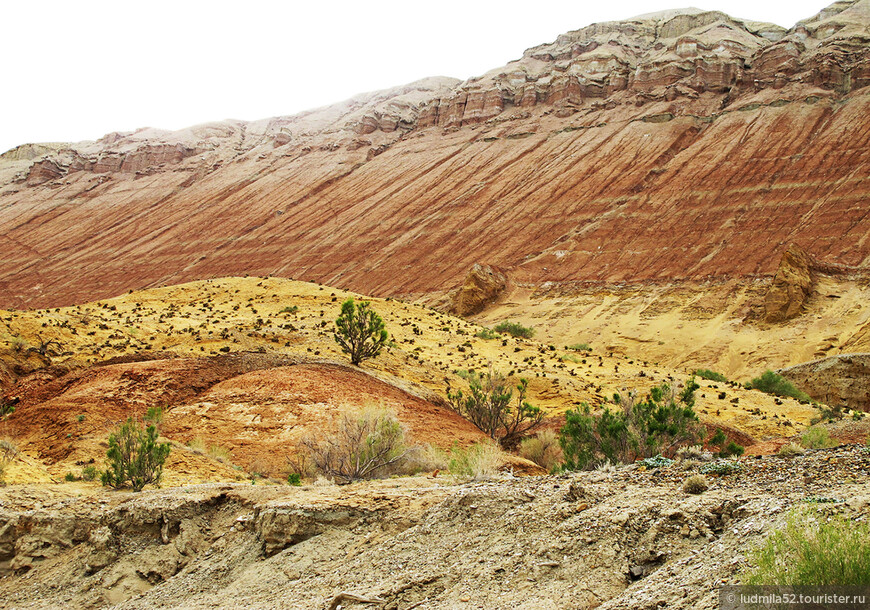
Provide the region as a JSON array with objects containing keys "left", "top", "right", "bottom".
[
  {"left": 743, "top": 508, "right": 870, "bottom": 585},
  {"left": 566, "top": 343, "right": 591, "bottom": 351},
  {"left": 710, "top": 428, "right": 727, "bottom": 446},
  {"left": 144, "top": 406, "right": 164, "bottom": 427},
  {"left": 722, "top": 440, "right": 745, "bottom": 457},
  {"left": 560, "top": 381, "right": 701, "bottom": 470},
  {"left": 207, "top": 444, "right": 231, "bottom": 463},
  {"left": 746, "top": 370, "right": 811, "bottom": 402},
  {"left": 814, "top": 404, "right": 846, "bottom": 423},
  {"left": 693, "top": 369, "right": 728, "bottom": 383},
  {"left": 100, "top": 417, "right": 170, "bottom": 492},
  {"left": 448, "top": 442, "right": 501, "bottom": 479},
  {"left": 682, "top": 474, "right": 708, "bottom": 494},
  {"left": 280, "top": 305, "right": 299, "bottom": 314},
  {"left": 64, "top": 472, "right": 76, "bottom": 482},
  {"left": 447, "top": 370, "right": 543, "bottom": 448},
  {"left": 801, "top": 425, "right": 836, "bottom": 449},
  {"left": 474, "top": 328, "right": 499, "bottom": 340},
  {"left": 493, "top": 321, "right": 534, "bottom": 339},
  {"left": 81, "top": 465, "right": 98, "bottom": 481},
  {"left": 287, "top": 473, "right": 302, "bottom": 486},
  {"left": 519, "top": 429, "right": 563, "bottom": 471},
  {"left": 333, "top": 298, "right": 388, "bottom": 366},
  {"left": 0, "top": 398, "right": 15, "bottom": 419},
  {"left": 187, "top": 437, "right": 206, "bottom": 453}
]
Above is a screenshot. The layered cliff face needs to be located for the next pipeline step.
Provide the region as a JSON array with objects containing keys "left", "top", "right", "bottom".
[{"left": 1, "top": 2, "right": 869, "bottom": 310}]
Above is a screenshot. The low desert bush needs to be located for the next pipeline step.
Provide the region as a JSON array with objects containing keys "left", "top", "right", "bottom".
[
  {"left": 566, "top": 343, "right": 591, "bottom": 352},
  {"left": 693, "top": 369, "right": 729, "bottom": 383},
  {"left": 640, "top": 454, "right": 674, "bottom": 469},
  {"left": 493, "top": 321, "right": 535, "bottom": 339},
  {"left": 801, "top": 425, "right": 836, "bottom": 449},
  {"left": 743, "top": 508, "right": 870, "bottom": 585},
  {"left": 682, "top": 474, "right": 708, "bottom": 494},
  {"left": 144, "top": 406, "right": 164, "bottom": 427},
  {"left": 400, "top": 444, "right": 449, "bottom": 475},
  {"left": 560, "top": 381, "right": 701, "bottom": 470},
  {"left": 208, "top": 444, "right": 231, "bottom": 463},
  {"left": 447, "top": 370, "right": 543, "bottom": 448},
  {"left": 301, "top": 408, "right": 408, "bottom": 484},
  {"left": 0, "top": 437, "right": 17, "bottom": 459},
  {"left": 474, "top": 328, "right": 499, "bottom": 340},
  {"left": 0, "top": 398, "right": 15, "bottom": 419},
  {"left": 721, "top": 440, "right": 745, "bottom": 457},
  {"left": 81, "top": 465, "right": 98, "bottom": 481},
  {"left": 519, "top": 429, "right": 563, "bottom": 471},
  {"left": 676, "top": 444, "right": 705, "bottom": 460},
  {"left": 448, "top": 441, "right": 501, "bottom": 479},
  {"left": 746, "top": 370, "right": 811, "bottom": 402},
  {"left": 778, "top": 442, "right": 804, "bottom": 457},
  {"left": 187, "top": 437, "right": 207, "bottom": 453},
  {"left": 100, "top": 417, "right": 170, "bottom": 492}
]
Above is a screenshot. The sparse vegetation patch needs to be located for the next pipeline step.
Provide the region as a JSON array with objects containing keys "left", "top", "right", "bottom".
[
  {"left": 693, "top": 368, "right": 728, "bottom": 383},
  {"left": 743, "top": 508, "right": 870, "bottom": 585},
  {"left": 746, "top": 370, "right": 811, "bottom": 402},
  {"left": 493, "top": 321, "right": 534, "bottom": 339},
  {"left": 559, "top": 381, "right": 701, "bottom": 470}
]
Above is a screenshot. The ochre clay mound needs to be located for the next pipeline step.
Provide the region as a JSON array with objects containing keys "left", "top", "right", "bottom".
[
  {"left": 0, "top": 3, "right": 869, "bottom": 309},
  {"left": 164, "top": 363, "right": 488, "bottom": 478},
  {"left": 1, "top": 348, "right": 488, "bottom": 481},
  {"left": 3, "top": 354, "right": 299, "bottom": 462}
]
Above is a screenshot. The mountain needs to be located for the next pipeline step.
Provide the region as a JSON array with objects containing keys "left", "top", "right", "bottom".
[{"left": 1, "top": 1, "right": 869, "bottom": 379}]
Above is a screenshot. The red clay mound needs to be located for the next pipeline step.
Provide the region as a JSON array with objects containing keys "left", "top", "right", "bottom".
[
  {"left": 2, "top": 353, "right": 486, "bottom": 479},
  {"left": 164, "top": 363, "right": 487, "bottom": 477}
]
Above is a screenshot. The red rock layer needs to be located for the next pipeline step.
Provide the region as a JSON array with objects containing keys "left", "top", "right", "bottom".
[{"left": 0, "top": 3, "right": 869, "bottom": 308}]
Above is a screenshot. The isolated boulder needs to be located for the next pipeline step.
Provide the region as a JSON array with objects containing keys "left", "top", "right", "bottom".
[
  {"left": 449, "top": 264, "right": 507, "bottom": 316},
  {"left": 764, "top": 244, "right": 814, "bottom": 323}
]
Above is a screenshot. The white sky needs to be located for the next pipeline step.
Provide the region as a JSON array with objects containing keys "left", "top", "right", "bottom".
[{"left": 1, "top": 0, "right": 832, "bottom": 153}]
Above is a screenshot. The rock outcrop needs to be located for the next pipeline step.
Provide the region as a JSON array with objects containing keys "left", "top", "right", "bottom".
[
  {"left": 448, "top": 263, "right": 508, "bottom": 316},
  {"left": 764, "top": 244, "right": 816, "bottom": 323},
  {"left": 779, "top": 353, "right": 870, "bottom": 411},
  {"left": 0, "top": 2, "right": 869, "bottom": 308}
]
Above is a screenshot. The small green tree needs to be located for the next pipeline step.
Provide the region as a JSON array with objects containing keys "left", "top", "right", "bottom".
[
  {"left": 446, "top": 369, "right": 543, "bottom": 448},
  {"left": 333, "top": 298, "right": 388, "bottom": 366},
  {"left": 101, "top": 417, "right": 170, "bottom": 492}
]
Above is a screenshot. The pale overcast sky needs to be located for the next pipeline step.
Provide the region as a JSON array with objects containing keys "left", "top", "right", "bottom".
[{"left": 1, "top": 0, "right": 832, "bottom": 153}]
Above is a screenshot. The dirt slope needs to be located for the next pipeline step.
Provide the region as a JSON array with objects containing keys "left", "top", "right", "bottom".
[
  {"left": 0, "top": 445, "right": 868, "bottom": 608},
  {"left": 0, "top": 277, "right": 843, "bottom": 487}
]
